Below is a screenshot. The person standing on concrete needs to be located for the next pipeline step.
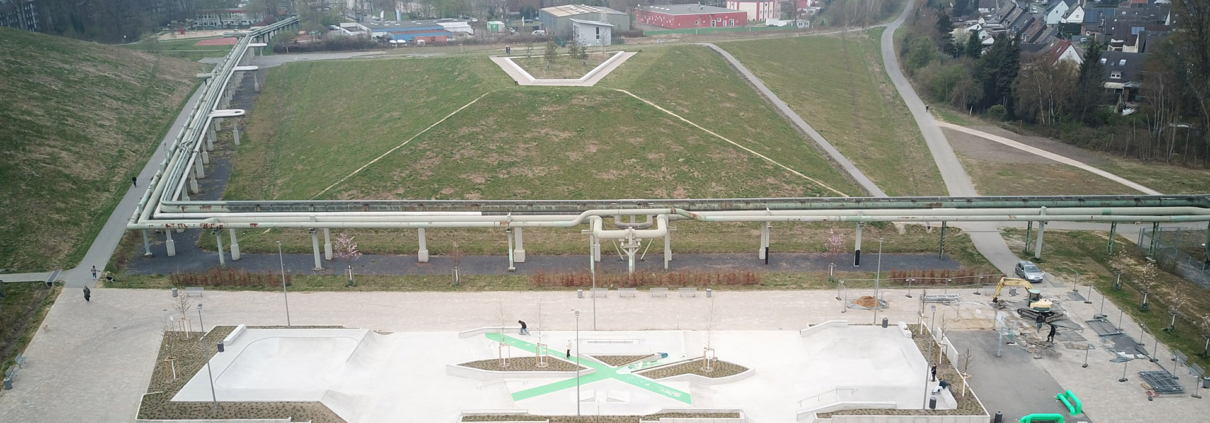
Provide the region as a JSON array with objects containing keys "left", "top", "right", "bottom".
[
  {"left": 91, "top": 266, "right": 98, "bottom": 280},
  {"left": 518, "top": 320, "right": 529, "bottom": 335},
  {"left": 1047, "top": 324, "right": 1057, "bottom": 343},
  {"left": 506, "top": 45, "right": 511, "bottom": 55},
  {"left": 930, "top": 363, "right": 937, "bottom": 381},
  {"left": 566, "top": 339, "right": 572, "bottom": 359},
  {"left": 83, "top": 286, "right": 91, "bottom": 302},
  {"left": 131, "top": 176, "right": 137, "bottom": 187}
]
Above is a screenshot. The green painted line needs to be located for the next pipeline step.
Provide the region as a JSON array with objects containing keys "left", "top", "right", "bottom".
[{"left": 483, "top": 333, "right": 693, "bottom": 404}]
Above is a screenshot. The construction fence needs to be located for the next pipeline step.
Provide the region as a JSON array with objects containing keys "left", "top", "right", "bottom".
[{"left": 1138, "top": 227, "right": 1210, "bottom": 290}]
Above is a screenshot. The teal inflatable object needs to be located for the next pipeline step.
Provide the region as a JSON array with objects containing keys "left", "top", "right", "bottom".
[
  {"left": 1055, "top": 389, "right": 1083, "bottom": 415},
  {"left": 1019, "top": 413, "right": 1064, "bottom": 423}
]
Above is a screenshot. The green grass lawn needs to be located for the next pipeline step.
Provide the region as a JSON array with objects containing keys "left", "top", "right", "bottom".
[
  {"left": 0, "top": 26, "right": 201, "bottom": 272},
  {"left": 718, "top": 29, "right": 947, "bottom": 197},
  {"left": 1092, "top": 156, "right": 1210, "bottom": 195},
  {"left": 956, "top": 156, "right": 1142, "bottom": 196},
  {"left": 1002, "top": 228, "right": 1210, "bottom": 368},
  {"left": 121, "top": 37, "right": 234, "bottom": 62},
  {"left": 0, "top": 283, "right": 59, "bottom": 372},
  {"left": 512, "top": 52, "right": 611, "bottom": 79}
]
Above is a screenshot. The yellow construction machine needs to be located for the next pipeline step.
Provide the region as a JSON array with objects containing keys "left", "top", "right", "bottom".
[{"left": 991, "top": 277, "right": 1065, "bottom": 323}]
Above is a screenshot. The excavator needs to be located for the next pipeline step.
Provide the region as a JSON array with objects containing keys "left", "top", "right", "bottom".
[{"left": 991, "top": 277, "right": 1066, "bottom": 323}]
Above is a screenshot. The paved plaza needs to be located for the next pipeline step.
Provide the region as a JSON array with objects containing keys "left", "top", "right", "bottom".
[{"left": 2, "top": 284, "right": 1208, "bottom": 423}]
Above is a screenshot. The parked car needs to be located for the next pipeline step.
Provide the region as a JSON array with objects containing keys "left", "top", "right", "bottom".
[
  {"left": 532, "top": 29, "right": 546, "bottom": 36},
  {"left": 1014, "top": 261, "right": 1045, "bottom": 283}
]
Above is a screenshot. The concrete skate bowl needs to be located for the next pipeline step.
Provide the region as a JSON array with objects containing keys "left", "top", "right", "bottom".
[
  {"left": 797, "top": 325, "right": 930, "bottom": 414},
  {"left": 215, "top": 336, "right": 359, "bottom": 391},
  {"left": 337, "top": 330, "right": 392, "bottom": 380}
]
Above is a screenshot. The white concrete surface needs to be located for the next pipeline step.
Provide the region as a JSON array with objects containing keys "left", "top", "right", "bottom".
[{"left": 491, "top": 52, "right": 635, "bottom": 86}]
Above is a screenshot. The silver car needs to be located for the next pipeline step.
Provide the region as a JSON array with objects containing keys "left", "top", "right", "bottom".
[{"left": 1015, "top": 261, "right": 1045, "bottom": 283}]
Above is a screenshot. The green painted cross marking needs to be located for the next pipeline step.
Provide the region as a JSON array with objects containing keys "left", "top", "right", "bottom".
[{"left": 485, "top": 333, "right": 692, "bottom": 404}]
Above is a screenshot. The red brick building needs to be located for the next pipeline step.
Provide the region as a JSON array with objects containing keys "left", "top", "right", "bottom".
[{"left": 634, "top": 4, "right": 747, "bottom": 29}]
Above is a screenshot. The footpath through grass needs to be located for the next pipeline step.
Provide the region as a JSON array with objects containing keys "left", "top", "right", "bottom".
[
  {"left": 0, "top": 26, "right": 201, "bottom": 272},
  {"left": 718, "top": 29, "right": 947, "bottom": 197},
  {"left": 1002, "top": 229, "right": 1210, "bottom": 368}
]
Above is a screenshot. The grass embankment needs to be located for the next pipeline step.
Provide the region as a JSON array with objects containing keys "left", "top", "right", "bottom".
[
  {"left": 719, "top": 29, "right": 947, "bottom": 196},
  {"left": 121, "top": 37, "right": 235, "bottom": 61},
  {"left": 1002, "top": 229, "right": 1210, "bottom": 368},
  {"left": 217, "top": 46, "right": 878, "bottom": 256},
  {"left": 139, "top": 327, "right": 342, "bottom": 421},
  {"left": 0, "top": 26, "right": 201, "bottom": 272},
  {"left": 512, "top": 52, "right": 612, "bottom": 79},
  {"left": 0, "top": 283, "right": 59, "bottom": 372},
  {"left": 956, "top": 156, "right": 1141, "bottom": 196}
]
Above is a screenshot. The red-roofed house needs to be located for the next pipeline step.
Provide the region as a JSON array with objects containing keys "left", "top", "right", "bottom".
[{"left": 1046, "top": 39, "right": 1084, "bottom": 67}]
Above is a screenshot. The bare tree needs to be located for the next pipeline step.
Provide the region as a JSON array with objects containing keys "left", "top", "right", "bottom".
[
  {"left": 702, "top": 296, "right": 717, "bottom": 372},
  {"left": 1138, "top": 262, "right": 1158, "bottom": 311},
  {"left": 172, "top": 293, "right": 193, "bottom": 337},
  {"left": 543, "top": 39, "right": 558, "bottom": 72},
  {"left": 825, "top": 229, "right": 845, "bottom": 281},
  {"left": 449, "top": 241, "right": 465, "bottom": 286},
  {"left": 959, "top": 346, "right": 976, "bottom": 397},
  {"left": 1165, "top": 291, "right": 1189, "bottom": 333}
]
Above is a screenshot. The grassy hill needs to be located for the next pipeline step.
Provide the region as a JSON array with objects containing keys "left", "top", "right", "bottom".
[
  {"left": 0, "top": 27, "right": 202, "bottom": 272},
  {"left": 720, "top": 29, "right": 947, "bottom": 197}
]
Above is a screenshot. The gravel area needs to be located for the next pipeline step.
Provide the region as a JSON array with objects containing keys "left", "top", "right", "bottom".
[
  {"left": 636, "top": 358, "right": 748, "bottom": 379},
  {"left": 590, "top": 355, "right": 651, "bottom": 367},
  {"left": 459, "top": 358, "right": 586, "bottom": 372}
]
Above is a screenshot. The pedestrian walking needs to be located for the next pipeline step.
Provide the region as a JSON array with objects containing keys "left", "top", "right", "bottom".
[
  {"left": 566, "top": 339, "right": 572, "bottom": 359},
  {"left": 132, "top": 176, "right": 137, "bottom": 187},
  {"left": 1047, "top": 324, "right": 1057, "bottom": 343},
  {"left": 518, "top": 320, "right": 529, "bottom": 335},
  {"left": 930, "top": 363, "right": 937, "bottom": 381},
  {"left": 83, "top": 286, "right": 91, "bottom": 302},
  {"left": 506, "top": 45, "right": 511, "bottom": 55},
  {"left": 91, "top": 266, "right": 98, "bottom": 280},
  {"left": 1035, "top": 313, "right": 1046, "bottom": 333}
]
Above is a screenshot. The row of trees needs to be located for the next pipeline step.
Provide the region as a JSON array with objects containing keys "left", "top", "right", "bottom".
[
  {"left": 902, "top": 0, "right": 1210, "bottom": 167},
  {"left": 7, "top": 0, "right": 290, "bottom": 44}
]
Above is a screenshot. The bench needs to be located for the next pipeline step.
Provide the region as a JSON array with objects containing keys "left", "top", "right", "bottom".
[
  {"left": 618, "top": 288, "right": 638, "bottom": 298},
  {"left": 185, "top": 287, "right": 204, "bottom": 297},
  {"left": 591, "top": 288, "right": 608, "bottom": 298},
  {"left": 650, "top": 288, "right": 669, "bottom": 298},
  {"left": 3, "top": 365, "right": 16, "bottom": 390},
  {"left": 14, "top": 353, "right": 26, "bottom": 368},
  {"left": 678, "top": 287, "right": 698, "bottom": 298}
]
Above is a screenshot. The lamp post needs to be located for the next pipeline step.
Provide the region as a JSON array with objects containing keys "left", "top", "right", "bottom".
[
  {"left": 873, "top": 238, "right": 883, "bottom": 325},
  {"left": 931, "top": 304, "right": 938, "bottom": 336},
  {"left": 198, "top": 304, "right": 218, "bottom": 410},
  {"left": 574, "top": 309, "right": 581, "bottom": 416},
  {"left": 590, "top": 255, "right": 596, "bottom": 330},
  {"left": 906, "top": 277, "right": 915, "bottom": 298},
  {"left": 840, "top": 280, "right": 846, "bottom": 313},
  {"left": 277, "top": 241, "right": 291, "bottom": 327}
]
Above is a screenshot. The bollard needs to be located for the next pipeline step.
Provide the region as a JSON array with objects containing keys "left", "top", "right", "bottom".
[
  {"left": 707, "top": 288, "right": 712, "bottom": 298},
  {"left": 217, "top": 341, "right": 225, "bottom": 353},
  {"left": 172, "top": 287, "right": 178, "bottom": 298},
  {"left": 929, "top": 395, "right": 937, "bottom": 409},
  {"left": 993, "top": 411, "right": 1003, "bottom": 423},
  {"left": 3, "top": 377, "right": 10, "bottom": 390},
  {"left": 577, "top": 289, "right": 583, "bottom": 298},
  {"left": 882, "top": 317, "right": 889, "bottom": 328}
]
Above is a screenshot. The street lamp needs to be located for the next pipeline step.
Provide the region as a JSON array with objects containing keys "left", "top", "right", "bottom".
[
  {"left": 277, "top": 241, "right": 291, "bottom": 327},
  {"left": 198, "top": 304, "right": 217, "bottom": 410},
  {"left": 840, "top": 280, "right": 847, "bottom": 313},
  {"left": 574, "top": 309, "right": 581, "bottom": 416},
  {"left": 906, "top": 277, "right": 915, "bottom": 298},
  {"left": 873, "top": 238, "right": 883, "bottom": 325},
  {"left": 590, "top": 255, "right": 596, "bottom": 330}
]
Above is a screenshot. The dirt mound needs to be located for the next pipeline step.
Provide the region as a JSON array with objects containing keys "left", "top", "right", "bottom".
[{"left": 853, "top": 296, "right": 878, "bottom": 308}]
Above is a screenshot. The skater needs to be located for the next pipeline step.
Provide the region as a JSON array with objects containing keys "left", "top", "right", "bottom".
[
  {"left": 1047, "top": 324, "right": 1057, "bottom": 343},
  {"left": 518, "top": 320, "right": 529, "bottom": 335},
  {"left": 566, "top": 339, "right": 572, "bottom": 359},
  {"left": 132, "top": 176, "right": 137, "bottom": 187},
  {"left": 1035, "top": 313, "right": 1046, "bottom": 333},
  {"left": 91, "top": 266, "right": 98, "bottom": 280},
  {"left": 83, "top": 286, "right": 91, "bottom": 302}
]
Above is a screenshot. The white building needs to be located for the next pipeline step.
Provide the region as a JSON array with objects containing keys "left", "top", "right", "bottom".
[
  {"left": 570, "top": 19, "right": 612, "bottom": 47},
  {"left": 1062, "top": 5, "right": 1084, "bottom": 25},
  {"left": 1044, "top": 0, "right": 1075, "bottom": 25},
  {"left": 726, "top": 0, "right": 776, "bottom": 22}
]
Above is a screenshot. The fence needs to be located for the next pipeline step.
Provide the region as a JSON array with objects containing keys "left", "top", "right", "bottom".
[{"left": 1138, "top": 227, "right": 1210, "bottom": 290}]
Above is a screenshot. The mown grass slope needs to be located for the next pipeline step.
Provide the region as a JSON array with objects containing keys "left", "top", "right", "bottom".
[
  {"left": 0, "top": 27, "right": 201, "bottom": 272},
  {"left": 719, "top": 29, "right": 947, "bottom": 196}
]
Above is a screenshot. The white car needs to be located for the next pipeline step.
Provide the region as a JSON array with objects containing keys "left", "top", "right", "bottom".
[{"left": 532, "top": 29, "right": 546, "bottom": 36}]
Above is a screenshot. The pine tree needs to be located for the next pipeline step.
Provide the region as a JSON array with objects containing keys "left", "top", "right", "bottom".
[
  {"left": 936, "top": 12, "right": 957, "bottom": 58},
  {"left": 1074, "top": 39, "right": 1106, "bottom": 124},
  {"left": 964, "top": 31, "right": 982, "bottom": 58}
]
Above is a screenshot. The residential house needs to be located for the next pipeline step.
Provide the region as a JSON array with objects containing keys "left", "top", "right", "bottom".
[
  {"left": 978, "top": 0, "right": 1002, "bottom": 14},
  {"left": 1100, "top": 51, "right": 1144, "bottom": 108},
  {"left": 1062, "top": 4, "right": 1084, "bottom": 24},
  {"left": 1044, "top": 0, "right": 1075, "bottom": 25},
  {"left": 726, "top": 0, "right": 777, "bottom": 22},
  {"left": 1046, "top": 39, "right": 1084, "bottom": 66},
  {"left": 0, "top": 0, "right": 39, "bottom": 32}
]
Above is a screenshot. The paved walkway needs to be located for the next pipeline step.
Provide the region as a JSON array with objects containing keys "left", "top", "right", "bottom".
[
  {"left": 489, "top": 52, "right": 636, "bottom": 86},
  {"left": 700, "top": 43, "right": 886, "bottom": 198},
  {"left": 937, "top": 122, "right": 1160, "bottom": 195}
]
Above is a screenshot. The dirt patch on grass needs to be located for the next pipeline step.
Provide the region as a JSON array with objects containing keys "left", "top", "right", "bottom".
[
  {"left": 458, "top": 357, "right": 586, "bottom": 372},
  {"left": 636, "top": 358, "right": 748, "bottom": 379}
]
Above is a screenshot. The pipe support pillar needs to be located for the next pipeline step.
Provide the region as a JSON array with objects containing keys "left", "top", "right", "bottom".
[
  {"left": 514, "top": 227, "right": 526, "bottom": 262},
  {"left": 142, "top": 229, "right": 153, "bottom": 257},
  {"left": 311, "top": 229, "right": 323, "bottom": 270},
  {"left": 854, "top": 222, "right": 863, "bottom": 267},
  {"left": 229, "top": 229, "right": 240, "bottom": 261},
  {"left": 165, "top": 230, "right": 176, "bottom": 256},
  {"left": 417, "top": 228, "right": 429, "bottom": 263},
  {"left": 323, "top": 228, "right": 332, "bottom": 261}
]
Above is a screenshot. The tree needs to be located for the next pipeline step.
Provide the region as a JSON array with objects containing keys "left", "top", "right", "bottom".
[
  {"left": 958, "top": 346, "right": 976, "bottom": 397},
  {"left": 334, "top": 232, "right": 361, "bottom": 286},
  {"left": 977, "top": 33, "right": 1021, "bottom": 113},
  {"left": 935, "top": 12, "right": 957, "bottom": 58},
  {"left": 825, "top": 229, "right": 845, "bottom": 281},
  {"left": 566, "top": 38, "right": 581, "bottom": 67},
  {"left": 1165, "top": 292, "right": 1189, "bottom": 333},
  {"left": 1163, "top": 0, "right": 1210, "bottom": 167},
  {"left": 952, "top": 0, "right": 971, "bottom": 17},
  {"left": 1072, "top": 39, "right": 1106, "bottom": 124},
  {"left": 1138, "top": 262, "right": 1158, "bottom": 311},
  {"left": 544, "top": 40, "right": 558, "bottom": 71},
  {"left": 1014, "top": 53, "right": 1077, "bottom": 125},
  {"left": 964, "top": 32, "right": 982, "bottom": 58},
  {"left": 449, "top": 241, "right": 465, "bottom": 285}
]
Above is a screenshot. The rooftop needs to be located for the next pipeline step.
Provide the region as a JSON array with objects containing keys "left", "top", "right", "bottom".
[
  {"left": 540, "top": 4, "right": 626, "bottom": 17},
  {"left": 638, "top": 4, "right": 743, "bottom": 15},
  {"left": 569, "top": 18, "right": 615, "bottom": 27}
]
